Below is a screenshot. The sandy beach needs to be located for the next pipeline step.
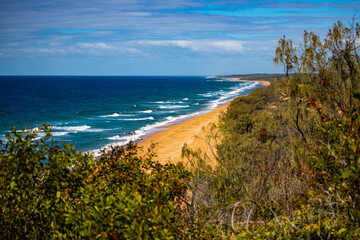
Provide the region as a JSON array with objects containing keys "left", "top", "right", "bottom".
[
  {"left": 230, "top": 78, "right": 271, "bottom": 87},
  {"left": 137, "top": 79, "right": 270, "bottom": 165}
]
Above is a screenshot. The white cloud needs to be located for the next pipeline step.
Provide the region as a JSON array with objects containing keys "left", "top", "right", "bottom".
[
  {"left": 13, "top": 42, "right": 145, "bottom": 57},
  {"left": 135, "top": 40, "right": 247, "bottom": 53},
  {"left": 77, "top": 42, "right": 115, "bottom": 50},
  {"left": 19, "top": 47, "right": 81, "bottom": 55},
  {"left": 76, "top": 42, "right": 146, "bottom": 55},
  {"left": 4, "top": 40, "right": 245, "bottom": 58}
]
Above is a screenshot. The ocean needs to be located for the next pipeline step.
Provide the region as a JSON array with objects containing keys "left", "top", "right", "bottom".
[{"left": 0, "top": 76, "right": 261, "bottom": 153}]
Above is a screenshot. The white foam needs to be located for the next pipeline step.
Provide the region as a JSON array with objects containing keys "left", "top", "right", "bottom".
[
  {"left": 121, "top": 117, "right": 154, "bottom": 121},
  {"left": 102, "top": 110, "right": 206, "bottom": 150},
  {"left": 100, "top": 113, "right": 134, "bottom": 117},
  {"left": 158, "top": 105, "right": 189, "bottom": 109},
  {"left": 138, "top": 110, "right": 153, "bottom": 113},
  {"left": 52, "top": 132, "right": 69, "bottom": 137},
  {"left": 100, "top": 113, "right": 121, "bottom": 117},
  {"left": 156, "top": 110, "right": 175, "bottom": 113},
  {"left": 87, "top": 128, "right": 110, "bottom": 132},
  {"left": 52, "top": 125, "right": 91, "bottom": 132},
  {"left": 154, "top": 100, "right": 181, "bottom": 104},
  {"left": 183, "top": 98, "right": 189, "bottom": 100},
  {"left": 108, "top": 135, "right": 122, "bottom": 140},
  {"left": 103, "top": 133, "right": 144, "bottom": 150},
  {"left": 207, "top": 82, "right": 259, "bottom": 108},
  {"left": 198, "top": 93, "right": 213, "bottom": 97}
]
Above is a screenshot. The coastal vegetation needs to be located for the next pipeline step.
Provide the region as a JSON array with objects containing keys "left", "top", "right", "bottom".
[
  {"left": 181, "top": 20, "right": 360, "bottom": 238},
  {"left": 0, "top": 124, "right": 193, "bottom": 239},
  {"left": 1, "top": 21, "right": 359, "bottom": 239}
]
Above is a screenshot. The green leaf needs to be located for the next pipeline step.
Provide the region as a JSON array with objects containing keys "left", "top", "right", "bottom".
[
  {"left": 341, "top": 170, "right": 351, "bottom": 179},
  {"left": 94, "top": 206, "right": 100, "bottom": 212}
]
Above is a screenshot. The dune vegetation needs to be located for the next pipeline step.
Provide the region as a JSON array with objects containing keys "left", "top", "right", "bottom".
[{"left": 1, "top": 21, "right": 359, "bottom": 239}]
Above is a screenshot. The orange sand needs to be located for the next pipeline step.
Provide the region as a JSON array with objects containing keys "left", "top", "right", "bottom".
[{"left": 137, "top": 80, "right": 270, "bottom": 165}]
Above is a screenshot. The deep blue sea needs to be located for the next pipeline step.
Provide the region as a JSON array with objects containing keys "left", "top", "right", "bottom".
[{"left": 0, "top": 76, "right": 261, "bottom": 154}]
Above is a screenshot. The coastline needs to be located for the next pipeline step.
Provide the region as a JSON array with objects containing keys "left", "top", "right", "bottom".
[
  {"left": 230, "top": 78, "right": 270, "bottom": 87},
  {"left": 137, "top": 79, "right": 270, "bottom": 165},
  {"left": 217, "top": 76, "right": 271, "bottom": 87}
]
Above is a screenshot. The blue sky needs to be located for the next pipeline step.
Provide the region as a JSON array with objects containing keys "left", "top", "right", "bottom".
[{"left": 0, "top": 0, "right": 358, "bottom": 76}]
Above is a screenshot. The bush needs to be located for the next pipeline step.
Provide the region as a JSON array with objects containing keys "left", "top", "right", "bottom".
[
  {"left": 0, "top": 124, "right": 191, "bottom": 239},
  {"left": 180, "top": 21, "right": 360, "bottom": 238}
]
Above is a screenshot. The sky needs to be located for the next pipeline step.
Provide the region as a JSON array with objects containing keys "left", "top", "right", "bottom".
[{"left": 0, "top": 0, "right": 359, "bottom": 76}]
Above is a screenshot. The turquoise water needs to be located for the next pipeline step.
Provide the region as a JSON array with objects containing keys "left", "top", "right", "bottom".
[{"left": 0, "top": 76, "right": 261, "bottom": 153}]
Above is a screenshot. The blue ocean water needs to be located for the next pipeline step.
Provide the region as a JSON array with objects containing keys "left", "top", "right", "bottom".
[{"left": 0, "top": 76, "right": 261, "bottom": 153}]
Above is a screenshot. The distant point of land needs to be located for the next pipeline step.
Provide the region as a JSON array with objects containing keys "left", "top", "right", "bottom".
[{"left": 216, "top": 73, "right": 284, "bottom": 82}]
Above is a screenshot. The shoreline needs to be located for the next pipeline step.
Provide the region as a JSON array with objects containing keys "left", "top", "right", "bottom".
[
  {"left": 231, "top": 78, "right": 270, "bottom": 87},
  {"left": 215, "top": 76, "right": 271, "bottom": 87},
  {"left": 137, "top": 102, "right": 230, "bottom": 164},
  {"left": 137, "top": 79, "right": 270, "bottom": 164}
]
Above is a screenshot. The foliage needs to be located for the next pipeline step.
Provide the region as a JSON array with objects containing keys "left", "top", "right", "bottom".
[
  {"left": 180, "top": 21, "right": 360, "bottom": 238},
  {"left": 1, "top": 20, "right": 359, "bottom": 239},
  {"left": 272, "top": 20, "right": 360, "bottom": 236},
  {"left": 182, "top": 82, "right": 309, "bottom": 230},
  {"left": 0, "top": 124, "right": 194, "bottom": 239},
  {"left": 0, "top": 124, "right": 93, "bottom": 239}
]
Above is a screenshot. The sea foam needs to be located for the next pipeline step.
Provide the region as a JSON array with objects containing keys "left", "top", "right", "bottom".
[
  {"left": 121, "top": 117, "right": 154, "bottom": 121},
  {"left": 52, "top": 125, "right": 91, "bottom": 132},
  {"left": 158, "top": 105, "right": 189, "bottom": 109},
  {"left": 138, "top": 110, "right": 153, "bottom": 113},
  {"left": 52, "top": 132, "right": 69, "bottom": 136},
  {"left": 104, "top": 113, "right": 121, "bottom": 117}
]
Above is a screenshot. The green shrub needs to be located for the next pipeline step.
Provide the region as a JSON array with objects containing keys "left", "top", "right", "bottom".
[
  {"left": 181, "top": 21, "right": 360, "bottom": 238},
  {"left": 0, "top": 124, "right": 192, "bottom": 239}
]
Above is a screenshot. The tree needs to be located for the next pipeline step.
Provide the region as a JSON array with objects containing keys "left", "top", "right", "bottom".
[{"left": 272, "top": 20, "right": 360, "bottom": 238}]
